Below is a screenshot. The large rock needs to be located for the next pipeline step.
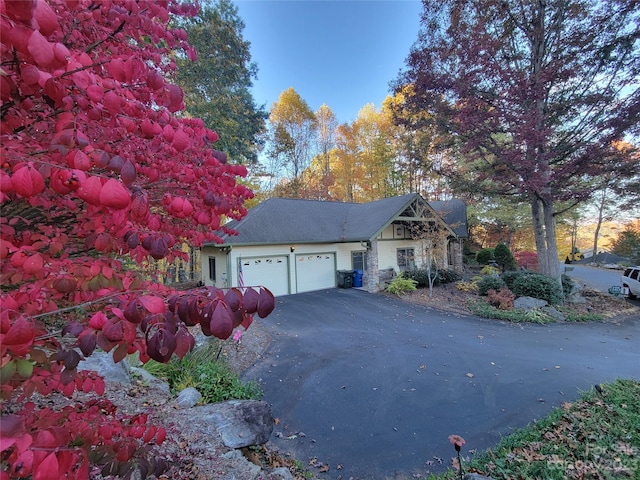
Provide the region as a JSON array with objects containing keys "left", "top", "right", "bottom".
[
  {"left": 514, "top": 296, "right": 548, "bottom": 310},
  {"left": 195, "top": 400, "right": 274, "bottom": 449},
  {"left": 176, "top": 387, "right": 202, "bottom": 408},
  {"left": 464, "top": 474, "right": 495, "bottom": 480},
  {"left": 220, "top": 450, "right": 262, "bottom": 480},
  {"left": 542, "top": 306, "right": 566, "bottom": 321},
  {"left": 78, "top": 351, "right": 130, "bottom": 384}
]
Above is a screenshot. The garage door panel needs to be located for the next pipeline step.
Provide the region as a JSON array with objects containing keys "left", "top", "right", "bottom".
[
  {"left": 241, "top": 256, "right": 289, "bottom": 296},
  {"left": 296, "top": 253, "right": 336, "bottom": 293}
]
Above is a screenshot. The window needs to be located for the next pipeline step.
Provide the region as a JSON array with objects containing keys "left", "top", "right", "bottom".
[
  {"left": 352, "top": 251, "right": 367, "bottom": 271},
  {"left": 208, "top": 257, "right": 216, "bottom": 281},
  {"left": 397, "top": 248, "right": 415, "bottom": 271}
]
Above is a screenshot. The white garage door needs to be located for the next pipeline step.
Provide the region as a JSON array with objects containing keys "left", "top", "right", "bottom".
[
  {"left": 295, "top": 253, "right": 336, "bottom": 293},
  {"left": 240, "top": 256, "right": 289, "bottom": 296}
]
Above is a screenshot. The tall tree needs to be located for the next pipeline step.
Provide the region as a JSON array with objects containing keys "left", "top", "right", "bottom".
[
  {"left": 267, "top": 87, "right": 317, "bottom": 195},
  {"left": 332, "top": 123, "right": 361, "bottom": 202},
  {"left": 175, "top": 0, "right": 267, "bottom": 164},
  {"left": 0, "top": 1, "right": 273, "bottom": 476},
  {"left": 314, "top": 104, "right": 337, "bottom": 199},
  {"left": 352, "top": 103, "right": 396, "bottom": 201},
  {"left": 395, "top": 0, "right": 640, "bottom": 280}
]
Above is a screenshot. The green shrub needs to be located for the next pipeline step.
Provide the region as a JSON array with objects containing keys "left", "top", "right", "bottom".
[
  {"left": 468, "top": 300, "right": 554, "bottom": 323},
  {"left": 512, "top": 273, "right": 564, "bottom": 305},
  {"left": 142, "top": 343, "right": 262, "bottom": 404},
  {"left": 404, "top": 268, "right": 431, "bottom": 287},
  {"left": 494, "top": 243, "right": 518, "bottom": 271},
  {"left": 386, "top": 273, "right": 418, "bottom": 295},
  {"left": 480, "top": 265, "right": 500, "bottom": 276},
  {"left": 477, "top": 275, "right": 507, "bottom": 296},
  {"left": 502, "top": 270, "right": 534, "bottom": 290},
  {"left": 476, "top": 248, "right": 495, "bottom": 265},
  {"left": 404, "top": 268, "right": 462, "bottom": 287},
  {"left": 437, "top": 269, "right": 462, "bottom": 284}
]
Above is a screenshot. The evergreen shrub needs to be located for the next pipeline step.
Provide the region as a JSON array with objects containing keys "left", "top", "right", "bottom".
[
  {"left": 476, "top": 248, "right": 495, "bottom": 265},
  {"left": 478, "top": 276, "right": 507, "bottom": 296},
  {"left": 512, "top": 273, "right": 564, "bottom": 305}
]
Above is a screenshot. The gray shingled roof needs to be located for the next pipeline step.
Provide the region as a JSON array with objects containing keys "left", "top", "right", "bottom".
[{"left": 215, "top": 194, "right": 467, "bottom": 246}]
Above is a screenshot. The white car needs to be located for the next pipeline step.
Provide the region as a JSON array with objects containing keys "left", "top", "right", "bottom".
[{"left": 621, "top": 266, "right": 640, "bottom": 299}]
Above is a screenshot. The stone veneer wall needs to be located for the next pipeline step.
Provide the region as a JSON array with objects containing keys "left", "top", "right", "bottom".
[{"left": 366, "top": 239, "right": 379, "bottom": 293}]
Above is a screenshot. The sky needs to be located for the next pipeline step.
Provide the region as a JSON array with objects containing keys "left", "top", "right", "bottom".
[{"left": 234, "top": 0, "right": 423, "bottom": 124}]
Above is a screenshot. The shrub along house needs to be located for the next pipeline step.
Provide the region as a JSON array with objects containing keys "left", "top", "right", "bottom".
[{"left": 200, "top": 193, "right": 467, "bottom": 296}]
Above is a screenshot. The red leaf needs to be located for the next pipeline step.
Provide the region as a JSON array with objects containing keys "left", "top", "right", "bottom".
[
  {"left": 107, "top": 58, "right": 127, "bottom": 82},
  {"left": 257, "top": 288, "right": 275, "bottom": 318},
  {"left": 139, "top": 295, "right": 165, "bottom": 314},
  {"left": 112, "top": 342, "right": 128, "bottom": 363},
  {"left": 130, "top": 193, "right": 149, "bottom": 221},
  {"left": 77, "top": 331, "right": 97, "bottom": 357},
  {"left": 21, "top": 65, "right": 40, "bottom": 85},
  {"left": 77, "top": 175, "right": 103, "bottom": 205},
  {"left": 242, "top": 288, "right": 259, "bottom": 314},
  {"left": 173, "top": 328, "right": 194, "bottom": 359},
  {"left": 209, "top": 301, "right": 233, "bottom": 340},
  {"left": 86, "top": 84, "right": 103, "bottom": 102},
  {"left": 34, "top": 0, "right": 60, "bottom": 36},
  {"left": 2, "top": 316, "right": 35, "bottom": 356},
  {"left": 146, "top": 328, "right": 176, "bottom": 363},
  {"left": 155, "top": 426, "right": 166, "bottom": 445},
  {"left": 53, "top": 277, "right": 77, "bottom": 293},
  {"left": 241, "top": 314, "right": 254, "bottom": 330},
  {"left": 28, "top": 30, "right": 55, "bottom": 68},
  {"left": 99, "top": 179, "right": 130, "bottom": 209},
  {"left": 142, "top": 426, "right": 157, "bottom": 444},
  {"left": 103, "top": 91, "right": 121, "bottom": 115},
  {"left": 102, "top": 318, "right": 123, "bottom": 342},
  {"left": 22, "top": 253, "right": 44, "bottom": 275},
  {"left": 172, "top": 129, "right": 190, "bottom": 152},
  {"left": 33, "top": 452, "right": 59, "bottom": 480},
  {"left": 5, "top": 0, "right": 36, "bottom": 24},
  {"left": 120, "top": 160, "right": 136, "bottom": 185},
  {"left": 12, "top": 164, "right": 45, "bottom": 197}
]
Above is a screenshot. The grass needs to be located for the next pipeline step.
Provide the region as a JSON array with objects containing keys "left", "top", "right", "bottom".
[
  {"left": 468, "top": 299, "right": 556, "bottom": 324},
  {"left": 422, "top": 379, "right": 640, "bottom": 479},
  {"left": 139, "top": 341, "right": 262, "bottom": 404}
]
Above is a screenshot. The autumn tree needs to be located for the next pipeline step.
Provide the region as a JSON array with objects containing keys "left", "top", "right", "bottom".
[
  {"left": 331, "top": 123, "right": 361, "bottom": 202},
  {"left": 587, "top": 141, "right": 640, "bottom": 259},
  {"left": 267, "top": 87, "right": 317, "bottom": 195},
  {"left": 386, "top": 88, "right": 453, "bottom": 200},
  {"left": 395, "top": 0, "right": 640, "bottom": 281},
  {"left": 0, "top": 1, "right": 273, "bottom": 477},
  {"left": 314, "top": 103, "right": 337, "bottom": 199},
  {"left": 174, "top": 0, "right": 267, "bottom": 165}
]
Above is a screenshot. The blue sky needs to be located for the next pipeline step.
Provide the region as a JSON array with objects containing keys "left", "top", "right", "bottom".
[{"left": 234, "top": 0, "right": 423, "bottom": 124}]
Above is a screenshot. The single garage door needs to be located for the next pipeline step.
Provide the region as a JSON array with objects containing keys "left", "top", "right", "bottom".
[
  {"left": 240, "top": 256, "right": 289, "bottom": 296},
  {"left": 295, "top": 253, "right": 336, "bottom": 293}
]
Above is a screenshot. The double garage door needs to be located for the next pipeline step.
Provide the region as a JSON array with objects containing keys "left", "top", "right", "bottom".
[{"left": 239, "top": 253, "right": 336, "bottom": 296}]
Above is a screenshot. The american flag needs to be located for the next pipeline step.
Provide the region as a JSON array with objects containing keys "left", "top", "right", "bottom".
[{"left": 238, "top": 257, "right": 244, "bottom": 288}]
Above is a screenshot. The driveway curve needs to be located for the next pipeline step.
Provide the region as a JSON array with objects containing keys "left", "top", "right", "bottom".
[{"left": 244, "top": 288, "right": 640, "bottom": 479}]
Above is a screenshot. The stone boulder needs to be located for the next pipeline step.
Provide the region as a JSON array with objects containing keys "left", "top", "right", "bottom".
[
  {"left": 542, "top": 306, "right": 566, "bottom": 321},
  {"left": 513, "top": 296, "right": 548, "bottom": 310},
  {"left": 176, "top": 387, "right": 202, "bottom": 408},
  {"left": 194, "top": 400, "right": 274, "bottom": 449},
  {"left": 78, "top": 351, "right": 130, "bottom": 384}
]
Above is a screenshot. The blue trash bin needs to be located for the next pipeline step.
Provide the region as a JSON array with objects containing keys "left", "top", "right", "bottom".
[{"left": 353, "top": 269, "right": 364, "bottom": 287}]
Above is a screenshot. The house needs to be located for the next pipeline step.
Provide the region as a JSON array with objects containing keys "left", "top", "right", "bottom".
[{"left": 200, "top": 193, "right": 467, "bottom": 296}]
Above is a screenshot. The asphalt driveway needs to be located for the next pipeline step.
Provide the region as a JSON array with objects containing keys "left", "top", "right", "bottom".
[{"left": 244, "top": 288, "right": 640, "bottom": 479}]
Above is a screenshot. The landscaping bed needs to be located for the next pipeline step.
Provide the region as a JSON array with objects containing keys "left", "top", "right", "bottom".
[{"left": 396, "top": 281, "right": 639, "bottom": 323}]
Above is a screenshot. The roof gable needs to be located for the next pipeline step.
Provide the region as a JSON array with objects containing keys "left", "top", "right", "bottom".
[{"left": 216, "top": 194, "right": 467, "bottom": 246}]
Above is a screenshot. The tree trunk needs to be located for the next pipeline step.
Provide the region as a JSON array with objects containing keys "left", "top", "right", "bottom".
[
  {"left": 530, "top": 195, "right": 549, "bottom": 274},
  {"left": 542, "top": 198, "right": 561, "bottom": 282},
  {"left": 592, "top": 189, "right": 606, "bottom": 264}
]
